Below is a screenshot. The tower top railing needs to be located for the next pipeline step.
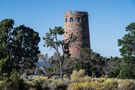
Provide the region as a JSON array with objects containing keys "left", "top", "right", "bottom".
[{"left": 65, "top": 10, "right": 88, "bottom": 15}]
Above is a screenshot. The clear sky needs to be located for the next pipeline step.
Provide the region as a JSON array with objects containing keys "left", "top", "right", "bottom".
[{"left": 0, "top": 0, "right": 135, "bottom": 57}]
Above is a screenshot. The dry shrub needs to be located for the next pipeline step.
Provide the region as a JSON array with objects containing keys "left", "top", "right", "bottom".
[
  {"left": 70, "top": 69, "right": 86, "bottom": 81},
  {"left": 118, "top": 79, "right": 135, "bottom": 90},
  {"left": 102, "top": 78, "right": 118, "bottom": 90},
  {"left": 33, "top": 76, "right": 48, "bottom": 81},
  {"left": 68, "top": 81, "right": 103, "bottom": 90}
]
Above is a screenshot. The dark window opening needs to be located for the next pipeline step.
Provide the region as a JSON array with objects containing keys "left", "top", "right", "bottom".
[
  {"left": 76, "top": 17, "right": 81, "bottom": 22},
  {"left": 65, "top": 18, "right": 68, "bottom": 22},
  {"left": 70, "top": 17, "right": 73, "bottom": 22},
  {"left": 83, "top": 18, "right": 85, "bottom": 21}
]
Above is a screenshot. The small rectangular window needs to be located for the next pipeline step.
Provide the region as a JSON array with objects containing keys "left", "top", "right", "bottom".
[
  {"left": 70, "top": 17, "right": 73, "bottom": 22},
  {"left": 65, "top": 18, "right": 68, "bottom": 22},
  {"left": 76, "top": 17, "right": 81, "bottom": 22}
]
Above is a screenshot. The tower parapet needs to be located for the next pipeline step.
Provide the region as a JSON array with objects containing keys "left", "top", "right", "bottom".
[{"left": 64, "top": 11, "right": 90, "bottom": 58}]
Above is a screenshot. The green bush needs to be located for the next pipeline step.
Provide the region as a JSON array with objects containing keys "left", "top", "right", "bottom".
[
  {"left": 49, "top": 82, "right": 67, "bottom": 90},
  {"left": 1, "top": 71, "right": 27, "bottom": 90},
  {"left": 0, "top": 81, "right": 4, "bottom": 89}
]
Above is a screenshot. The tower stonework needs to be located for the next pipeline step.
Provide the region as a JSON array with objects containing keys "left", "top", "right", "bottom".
[{"left": 64, "top": 11, "right": 90, "bottom": 58}]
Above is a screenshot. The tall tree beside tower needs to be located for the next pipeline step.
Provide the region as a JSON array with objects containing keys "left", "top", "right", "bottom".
[
  {"left": 0, "top": 19, "right": 40, "bottom": 76},
  {"left": 118, "top": 23, "right": 135, "bottom": 79},
  {"left": 11, "top": 25, "right": 40, "bottom": 74},
  {"left": 0, "top": 19, "right": 14, "bottom": 75},
  {"left": 43, "top": 26, "right": 75, "bottom": 78}
]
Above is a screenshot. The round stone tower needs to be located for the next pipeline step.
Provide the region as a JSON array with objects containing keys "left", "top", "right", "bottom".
[{"left": 64, "top": 11, "right": 90, "bottom": 58}]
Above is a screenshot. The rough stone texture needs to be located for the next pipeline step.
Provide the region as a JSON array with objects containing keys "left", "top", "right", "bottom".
[{"left": 64, "top": 11, "right": 90, "bottom": 58}]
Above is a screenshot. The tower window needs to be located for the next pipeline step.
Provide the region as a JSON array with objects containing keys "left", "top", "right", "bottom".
[
  {"left": 70, "top": 17, "right": 73, "bottom": 22},
  {"left": 65, "top": 18, "right": 68, "bottom": 22},
  {"left": 76, "top": 17, "right": 81, "bottom": 22},
  {"left": 83, "top": 18, "right": 85, "bottom": 21}
]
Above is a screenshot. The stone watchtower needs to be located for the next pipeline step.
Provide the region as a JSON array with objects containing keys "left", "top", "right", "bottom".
[{"left": 64, "top": 11, "right": 90, "bottom": 58}]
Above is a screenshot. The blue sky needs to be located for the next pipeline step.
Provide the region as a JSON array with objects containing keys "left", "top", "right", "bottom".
[{"left": 0, "top": 0, "right": 135, "bottom": 57}]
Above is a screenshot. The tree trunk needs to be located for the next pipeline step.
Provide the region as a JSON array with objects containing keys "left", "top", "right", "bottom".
[
  {"left": 57, "top": 52, "right": 63, "bottom": 78},
  {"left": 59, "top": 58, "right": 63, "bottom": 78}
]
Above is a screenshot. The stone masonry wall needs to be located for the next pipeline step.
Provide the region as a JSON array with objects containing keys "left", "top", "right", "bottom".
[{"left": 64, "top": 11, "right": 90, "bottom": 58}]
